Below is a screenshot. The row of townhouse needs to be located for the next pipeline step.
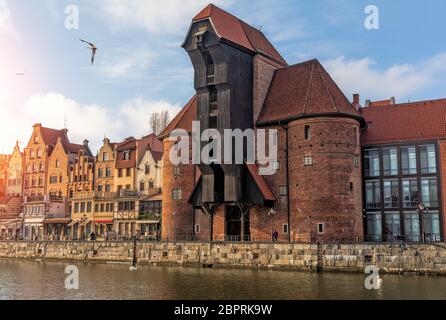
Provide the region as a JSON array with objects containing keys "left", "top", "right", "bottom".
[{"left": 0, "top": 123, "right": 164, "bottom": 241}]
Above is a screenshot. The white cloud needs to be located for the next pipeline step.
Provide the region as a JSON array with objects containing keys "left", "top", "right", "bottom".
[
  {"left": 323, "top": 53, "right": 446, "bottom": 102},
  {"left": 101, "top": 0, "right": 233, "bottom": 35},
  {"left": 0, "top": 93, "right": 182, "bottom": 154},
  {"left": 99, "top": 46, "right": 155, "bottom": 79},
  {"left": 0, "top": 0, "right": 15, "bottom": 37}
]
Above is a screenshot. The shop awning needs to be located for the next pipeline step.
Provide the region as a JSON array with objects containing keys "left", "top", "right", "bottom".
[{"left": 94, "top": 220, "right": 113, "bottom": 224}]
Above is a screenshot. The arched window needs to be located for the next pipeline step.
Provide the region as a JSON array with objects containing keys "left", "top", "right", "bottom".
[
  {"left": 39, "top": 162, "right": 44, "bottom": 172},
  {"left": 305, "top": 126, "right": 311, "bottom": 140}
]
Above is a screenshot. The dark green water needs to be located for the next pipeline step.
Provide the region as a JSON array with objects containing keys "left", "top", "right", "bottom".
[{"left": 0, "top": 259, "right": 445, "bottom": 300}]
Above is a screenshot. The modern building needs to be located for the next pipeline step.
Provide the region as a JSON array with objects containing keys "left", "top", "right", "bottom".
[
  {"left": 159, "top": 4, "right": 446, "bottom": 244},
  {"left": 6, "top": 142, "right": 23, "bottom": 197},
  {"left": 361, "top": 98, "right": 446, "bottom": 243}
]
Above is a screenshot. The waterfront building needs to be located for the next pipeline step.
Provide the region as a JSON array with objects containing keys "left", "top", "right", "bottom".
[
  {"left": 159, "top": 4, "right": 446, "bottom": 244},
  {"left": 361, "top": 98, "right": 446, "bottom": 242},
  {"left": 0, "top": 154, "right": 10, "bottom": 197},
  {"left": 136, "top": 135, "right": 163, "bottom": 238},
  {"left": 0, "top": 196, "right": 22, "bottom": 240},
  {"left": 94, "top": 138, "right": 116, "bottom": 195},
  {"left": 23, "top": 194, "right": 68, "bottom": 240},
  {"left": 6, "top": 142, "right": 23, "bottom": 197},
  {"left": 113, "top": 134, "right": 163, "bottom": 238}
]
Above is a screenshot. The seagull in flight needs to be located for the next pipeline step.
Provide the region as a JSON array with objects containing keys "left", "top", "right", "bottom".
[{"left": 80, "top": 39, "right": 97, "bottom": 65}]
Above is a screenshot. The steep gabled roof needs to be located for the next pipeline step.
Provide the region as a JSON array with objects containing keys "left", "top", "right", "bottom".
[
  {"left": 257, "top": 59, "right": 363, "bottom": 126},
  {"left": 362, "top": 98, "right": 446, "bottom": 145},
  {"left": 40, "top": 127, "right": 69, "bottom": 147},
  {"left": 158, "top": 96, "right": 198, "bottom": 139},
  {"left": 190, "top": 4, "right": 287, "bottom": 66}
]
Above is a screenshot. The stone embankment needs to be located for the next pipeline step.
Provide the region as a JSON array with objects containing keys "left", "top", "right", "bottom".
[{"left": 1, "top": 241, "right": 446, "bottom": 275}]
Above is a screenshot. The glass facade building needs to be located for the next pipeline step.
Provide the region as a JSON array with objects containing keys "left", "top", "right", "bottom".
[{"left": 363, "top": 143, "right": 442, "bottom": 242}]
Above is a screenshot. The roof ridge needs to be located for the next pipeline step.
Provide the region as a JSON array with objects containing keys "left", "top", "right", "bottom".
[
  {"left": 316, "top": 61, "right": 338, "bottom": 113},
  {"left": 303, "top": 60, "right": 316, "bottom": 115}
]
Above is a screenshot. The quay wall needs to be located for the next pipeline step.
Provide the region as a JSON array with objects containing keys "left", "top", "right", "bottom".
[{"left": 1, "top": 241, "right": 446, "bottom": 274}]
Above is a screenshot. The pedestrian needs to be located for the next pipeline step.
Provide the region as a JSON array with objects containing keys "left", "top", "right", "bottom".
[{"left": 273, "top": 230, "right": 279, "bottom": 242}]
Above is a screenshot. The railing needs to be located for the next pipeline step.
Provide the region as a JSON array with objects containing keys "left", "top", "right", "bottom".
[
  {"left": 364, "top": 234, "right": 442, "bottom": 243},
  {"left": 119, "top": 190, "right": 140, "bottom": 198},
  {"left": 25, "top": 195, "right": 64, "bottom": 203},
  {"left": 73, "top": 192, "right": 116, "bottom": 199}
]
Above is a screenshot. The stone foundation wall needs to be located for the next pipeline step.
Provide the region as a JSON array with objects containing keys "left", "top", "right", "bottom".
[{"left": 1, "top": 241, "right": 446, "bottom": 275}]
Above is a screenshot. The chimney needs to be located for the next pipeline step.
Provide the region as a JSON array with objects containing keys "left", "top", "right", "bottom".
[
  {"left": 365, "top": 100, "right": 371, "bottom": 108},
  {"left": 390, "top": 97, "right": 396, "bottom": 105},
  {"left": 83, "top": 139, "right": 90, "bottom": 146},
  {"left": 352, "top": 94, "right": 361, "bottom": 110}
]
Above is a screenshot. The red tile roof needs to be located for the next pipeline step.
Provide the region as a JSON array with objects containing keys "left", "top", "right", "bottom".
[
  {"left": 158, "top": 96, "right": 198, "bottom": 139},
  {"left": 246, "top": 164, "right": 276, "bottom": 202},
  {"left": 40, "top": 127, "right": 69, "bottom": 147},
  {"left": 369, "top": 99, "right": 393, "bottom": 107},
  {"left": 191, "top": 4, "right": 287, "bottom": 66},
  {"left": 257, "top": 59, "right": 362, "bottom": 126},
  {"left": 361, "top": 98, "right": 446, "bottom": 145}
]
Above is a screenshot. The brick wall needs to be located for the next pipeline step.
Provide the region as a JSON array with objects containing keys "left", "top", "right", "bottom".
[{"left": 287, "top": 117, "right": 363, "bottom": 242}]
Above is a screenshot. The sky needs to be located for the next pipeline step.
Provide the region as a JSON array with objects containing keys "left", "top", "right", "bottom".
[{"left": 0, "top": 0, "right": 446, "bottom": 154}]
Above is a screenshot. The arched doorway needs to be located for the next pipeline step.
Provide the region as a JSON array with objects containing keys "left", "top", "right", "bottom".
[{"left": 225, "top": 206, "right": 250, "bottom": 241}]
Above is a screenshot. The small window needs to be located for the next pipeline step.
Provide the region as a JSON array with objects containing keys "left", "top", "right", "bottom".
[
  {"left": 304, "top": 156, "right": 313, "bottom": 166},
  {"left": 126, "top": 168, "right": 131, "bottom": 177},
  {"left": 140, "top": 182, "right": 145, "bottom": 192},
  {"left": 283, "top": 224, "right": 289, "bottom": 234},
  {"left": 353, "top": 155, "right": 360, "bottom": 168},
  {"left": 195, "top": 224, "right": 201, "bottom": 234},
  {"left": 56, "top": 160, "right": 60, "bottom": 168},
  {"left": 318, "top": 223, "right": 325, "bottom": 234},
  {"left": 173, "top": 166, "right": 180, "bottom": 177},
  {"left": 350, "top": 182, "right": 354, "bottom": 192},
  {"left": 98, "top": 185, "right": 103, "bottom": 192},
  {"left": 279, "top": 186, "right": 287, "bottom": 196},
  {"left": 273, "top": 161, "right": 281, "bottom": 171},
  {"left": 305, "top": 126, "right": 310, "bottom": 140},
  {"left": 145, "top": 164, "right": 150, "bottom": 174},
  {"left": 103, "top": 152, "right": 109, "bottom": 161},
  {"left": 123, "top": 151, "right": 130, "bottom": 161},
  {"left": 172, "top": 189, "right": 182, "bottom": 200}
]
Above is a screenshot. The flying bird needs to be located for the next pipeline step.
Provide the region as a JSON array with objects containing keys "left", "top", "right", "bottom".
[{"left": 80, "top": 39, "right": 97, "bottom": 65}]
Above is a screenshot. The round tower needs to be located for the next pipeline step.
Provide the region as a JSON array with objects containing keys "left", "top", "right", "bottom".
[{"left": 288, "top": 117, "right": 363, "bottom": 242}]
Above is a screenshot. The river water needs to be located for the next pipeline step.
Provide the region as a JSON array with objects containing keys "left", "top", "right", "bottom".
[{"left": 0, "top": 259, "right": 445, "bottom": 300}]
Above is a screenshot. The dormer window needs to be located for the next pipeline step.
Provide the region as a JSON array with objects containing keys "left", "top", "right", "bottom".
[
  {"left": 194, "top": 27, "right": 208, "bottom": 48},
  {"left": 123, "top": 151, "right": 130, "bottom": 161},
  {"left": 34, "top": 135, "right": 39, "bottom": 144}
]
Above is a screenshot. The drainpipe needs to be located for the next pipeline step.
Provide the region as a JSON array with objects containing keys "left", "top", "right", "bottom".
[{"left": 279, "top": 121, "right": 291, "bottom": 243}]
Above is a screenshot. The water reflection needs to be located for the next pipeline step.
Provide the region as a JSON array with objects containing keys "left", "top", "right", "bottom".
[{"left": 0, "top": 259, "right": 445, "bottom": 300}]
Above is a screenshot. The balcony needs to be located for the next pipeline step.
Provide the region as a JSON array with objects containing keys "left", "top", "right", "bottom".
[
  {"left": 72, "top": 192, "right": 116, "bottom": 200},
  {"left": 25, "top": 195, "right": 65, "bottom": 204},
  {"left": 119, "top": 189, "right": 139, "bottom": 198}
]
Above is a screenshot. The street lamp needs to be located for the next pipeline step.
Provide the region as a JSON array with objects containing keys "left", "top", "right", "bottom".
[
  {"left": 80, "top": 214, "right": 88, "bottom": 241},
  {"left": 417, "top": 202, "right": 429, "bottom": 242}
]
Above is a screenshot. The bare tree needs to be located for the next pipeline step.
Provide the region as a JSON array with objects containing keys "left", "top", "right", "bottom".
[{"left": 150, "top": 111, "right": 170, "bottom": 135}]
